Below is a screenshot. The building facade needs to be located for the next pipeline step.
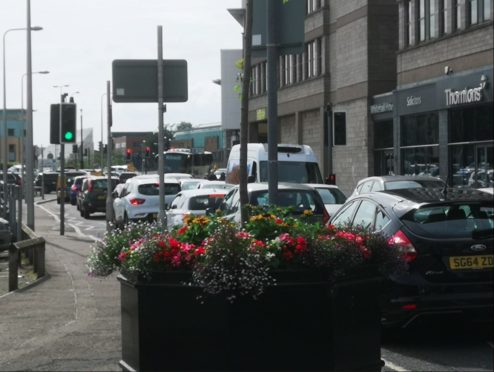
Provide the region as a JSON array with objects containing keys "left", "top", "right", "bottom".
[
  {"left": 371, "top": 0, "right": 493, "bottom": 188},
  {"left": 246, "top": 0, "right": 399, "bottom": 195},
  {"left": 0, "top": 109, "right": 27, "bottom": 166}
]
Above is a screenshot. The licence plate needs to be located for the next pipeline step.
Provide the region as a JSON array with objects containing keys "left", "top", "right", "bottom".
[{"left": 449, "top": 255, "right": 494, "bottom": 270}]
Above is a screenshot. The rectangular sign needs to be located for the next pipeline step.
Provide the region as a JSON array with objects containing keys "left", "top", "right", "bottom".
[{"left": 112, "top": 59, "right": 188, "bottom": 103}]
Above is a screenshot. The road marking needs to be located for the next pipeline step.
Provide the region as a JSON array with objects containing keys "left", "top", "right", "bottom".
[
  {"left": 36, "top": 203, "right": 101, "bottom": 242},
  {"left": 382, "top": 358, "right": 409, "bottom": 372}
]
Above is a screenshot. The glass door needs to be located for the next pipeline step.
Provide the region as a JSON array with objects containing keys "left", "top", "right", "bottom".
[{"left": 470, "top": 144, "right": 493, "bottom": 187}]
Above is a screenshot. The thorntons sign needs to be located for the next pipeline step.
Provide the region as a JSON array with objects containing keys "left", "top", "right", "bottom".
[{"left": 445, "top": 77, "right": 487, "bottom": 106}]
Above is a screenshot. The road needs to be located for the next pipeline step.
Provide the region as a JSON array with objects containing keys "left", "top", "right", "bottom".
[{"left": 29, "top": 197, "right": 494, "bottom": 371}]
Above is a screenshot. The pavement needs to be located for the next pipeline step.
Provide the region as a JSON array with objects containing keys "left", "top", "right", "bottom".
[{"left": 0, "top": 200, "right": 121, "bottom": 371}]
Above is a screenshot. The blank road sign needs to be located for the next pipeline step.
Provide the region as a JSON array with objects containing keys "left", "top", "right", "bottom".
[{"left": 112, "top": 59, "right": 188, "bottom": 103}]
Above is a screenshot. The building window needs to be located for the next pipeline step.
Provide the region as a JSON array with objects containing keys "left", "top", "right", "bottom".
[
  {"left": 8, "top": 144, "right": 16, "bottom": 162},
  {"left": 333, "top": 112, "right": 346, "bottom": 146},
  {"left": 448, "top": 105, "right": 494, "bottom": 143},
  {"left": 307, "top": 0, "right": 322, "bottom": 14},
  {"left": 469, "top": 0, "right": 493, "bottom": 24},
  {"left": 7, "top": 129, "right": 15, "bottom": 136},
  {"left": 401, "top": 146, "right": 440, "bottom": 176},
  {"left": 406, "top": 0, "right": 413, "bottom": 45},
  {"left": 419, "top": 0, "right": 439, "bottom": 41}
]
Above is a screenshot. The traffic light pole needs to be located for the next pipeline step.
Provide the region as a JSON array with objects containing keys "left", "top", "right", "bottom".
[
  {"left": 59, "top": 94, "right": 65, "bottom": 236},
  {"left": 105, "top": 80, "right": 113, "bottom": 232},
  {"left": 157, "top": 25, "right": 167, "bottom": 228},
  {"left": 80, "top": 108, "right": 83, "bottom": 169}
]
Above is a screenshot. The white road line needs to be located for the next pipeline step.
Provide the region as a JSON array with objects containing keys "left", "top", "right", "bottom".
[
  {"left": 382, "top": 358, "right": 410, "bottom": 372},
  {"left": 36, "top": 203, "right": 101, "bottom": 242}
]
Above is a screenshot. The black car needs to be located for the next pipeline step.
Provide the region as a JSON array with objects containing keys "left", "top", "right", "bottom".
[
  {"left": 34, "top": 172, "right": 59, "bottom": 194},
  {"left": 330, "top": 187, "right": 493, "bottom": 327}
]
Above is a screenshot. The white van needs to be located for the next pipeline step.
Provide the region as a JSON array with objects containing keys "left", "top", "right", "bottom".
[{"left": 225, "top": 143, "right": 324, "bottom": 184}]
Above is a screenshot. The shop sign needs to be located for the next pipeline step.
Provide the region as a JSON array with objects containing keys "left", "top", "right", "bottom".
[
  {"left": 444, "top": 78, "right": 486, "bottom": 106},
  {"left": 370, "top": 102, "right": 393, "bottom": 114},
  {"left": 406, "top": 95, "right": 422, "bottom": 107}
]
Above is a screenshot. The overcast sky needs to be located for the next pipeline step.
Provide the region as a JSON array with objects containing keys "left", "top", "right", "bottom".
[{"left": 1, "top": 0, "right": 242, "bottom": 147}]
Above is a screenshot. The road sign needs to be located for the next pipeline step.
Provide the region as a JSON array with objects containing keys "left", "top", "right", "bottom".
[
  {"left": 112, "top": 59, "right": 188, "bottom": 103},
  {"left": 252, "top": 0, "right": 305, "bottom": 56}
]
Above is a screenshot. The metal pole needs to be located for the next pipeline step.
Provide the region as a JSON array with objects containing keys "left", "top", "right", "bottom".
[
  {"left": 100, "top": 93, "right": 106, "bottom": 169},
  {"left": 157, "top": 26, "right": 167, "bottom": 228},
  {"left": 16, "top": 185, "right": 22, "bottom": 242},
  {"left": 25, "top": 2, "right": 36, "bottom": 230},
  {"left": 267, "top": 0, "right": 279, "bottom": 205},
  {"left": 59, "top": 93, "right": 65, "bottom": 235},
  {"left": 80, "top": 108, "right": 84, "bottom": 169},
  {"left": 105, "top": 81, "right": 113, "bottom": 232}
]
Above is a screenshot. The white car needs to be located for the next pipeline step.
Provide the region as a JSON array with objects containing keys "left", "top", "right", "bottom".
[
  {"left": 304, "top": 183, "right": 347, "bottom": 216},
  {"left": 196, "top": 180, "right": 234, "bottom": 190},
  {"left": 179, "top": 178, "right": 204, "bottom": 191},
  {"left": 113, "top": 178, "right": 181, "bottom": 225},
  {"left": 166, "top": 189, "right": 227, "bottom": 230}
]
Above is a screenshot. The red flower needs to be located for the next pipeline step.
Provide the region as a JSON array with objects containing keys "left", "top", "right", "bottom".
[{"left": 177, "top": 225, "right": 188, "bottom": 235}]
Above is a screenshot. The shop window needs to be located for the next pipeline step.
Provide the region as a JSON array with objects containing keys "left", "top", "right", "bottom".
[
  {"left": 401, "top": 113, "right": 439, "bottom": 146},
  {"left": 401, "top": 146, "right": 440, "bottom": 176},
  {"left": 333, "top": 112, "right": 346, "bottom": 146},
  {"left": 374, "top": 120, "right": 394, "bottom": 149},
  {"left": 449, "top": 105, "right": 494, "bottom": 143}
]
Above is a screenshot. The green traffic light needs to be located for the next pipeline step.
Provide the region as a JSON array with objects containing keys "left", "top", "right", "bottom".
[{"left": 64, "top": 131, "right": 74, "bottom": 141}]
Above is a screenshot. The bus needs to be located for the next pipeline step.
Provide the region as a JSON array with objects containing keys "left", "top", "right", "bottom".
[{"left": 160, "top": 148, "right": 213, "bottom": 177}]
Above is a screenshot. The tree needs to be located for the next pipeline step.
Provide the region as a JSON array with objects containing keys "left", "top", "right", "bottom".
[{"left": 176, "top": 122, "right": 192, "bottom": 132}]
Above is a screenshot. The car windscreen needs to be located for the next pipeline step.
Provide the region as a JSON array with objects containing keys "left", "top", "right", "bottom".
[
  {"left": 92, "top": 179, "right": 119, "bottom": 191},
  {"left": 251, "top": 190, "right": 320, "bottom": 212},
  {"left": 315, "top": 188, "right": 347, "bottom": 204},
  {"left": 165, "top": 184, "right": 181, "bottom": 195},
  {"left": 401, "top": 202, "right": 494, "bottom": 239},
  {"left": 260, "top": 161, "right": 323, "bottom": 183},
  {"left": 385, "top": 180, "right": 444, "bottom": 190}
]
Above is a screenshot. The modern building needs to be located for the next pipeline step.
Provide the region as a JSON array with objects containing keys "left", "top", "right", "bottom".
[
  {"left": 0, "top": 109, "right": 27, "bottom": 166},
  {"left": 234, "top": 0, "right": 492, "bottom": 194},
  {"left": 371, "top": 0, "right": 493, "bottom": 188}
]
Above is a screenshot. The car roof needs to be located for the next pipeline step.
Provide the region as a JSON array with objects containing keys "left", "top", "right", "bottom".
[
  {"left": 382, "top": 187, "right": 494, "bottom": 204},
  {"left": 304, "top": 183, "right": 342, "bottom": 190},
  {"left": 242, "top": 182, "right": 316, "bottom": 192},
  {"left": 357, "top": 175, "right": 444, "bottom": 184},
  {"left": 175, "top": 188, "right": 228, "bottom": 198}
]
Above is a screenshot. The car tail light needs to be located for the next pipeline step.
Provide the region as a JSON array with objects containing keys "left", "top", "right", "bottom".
[
  {"left": 88, "top": 180, "right": 93, "bottom": 192},
  {"left": 130, "top": 198, "right": 145, "bottom": 206},
  {"left": 401, "top": 304, "right": 417, "bottom": 311},
  {"left": 322, "top": 208, "right": 330, "bottom": 225},
  {"left": 388, "top": 230, "right": 417, "bottom": 262}
]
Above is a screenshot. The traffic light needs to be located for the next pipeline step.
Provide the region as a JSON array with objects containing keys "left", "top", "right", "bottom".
[
  {"left": 126, "top": 149, "right": 132, "bottom": 160},
  {"left": 72, "top": 144, "right": 78, "bottom": 153},
  {"left": 145, "top": 146, "right": 151, "bottom": 158},
  {"left": 98, "top": 141, "right": 103, "bottom": 153},
  {"left": 325, "top": 174, "right": 336, "bottom": 185},
  {"left": 49, "top": 103, "right": 77, "bottom": 144},
  {"left": 103, "top": 144, "right": 108, "bottom": 154}
]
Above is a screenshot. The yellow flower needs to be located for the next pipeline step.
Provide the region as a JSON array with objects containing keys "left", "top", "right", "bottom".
[{"left": 303, "top": 210, "right": 313, "bottom": 216}]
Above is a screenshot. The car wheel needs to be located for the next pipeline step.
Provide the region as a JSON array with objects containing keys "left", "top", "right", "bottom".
[
  {"left": 83, "top": 207, "right": 90, "bottom": 219},
  {"left": 123, "top": 212, "right": 129, "bottom": 226}
]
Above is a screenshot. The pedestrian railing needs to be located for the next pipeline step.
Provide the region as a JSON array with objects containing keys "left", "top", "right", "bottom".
[{"left": 8, "top": 224, "right": 46, "bottom": 292}]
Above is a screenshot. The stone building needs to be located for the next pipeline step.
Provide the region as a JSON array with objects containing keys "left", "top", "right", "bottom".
[{"left": 246, "top": 0, "right": 399, "bottom": 195}]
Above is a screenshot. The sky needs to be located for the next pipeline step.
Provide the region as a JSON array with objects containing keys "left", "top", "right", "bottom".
[{"left": 1, "top": 0, "right": 243, "bottom": 148}]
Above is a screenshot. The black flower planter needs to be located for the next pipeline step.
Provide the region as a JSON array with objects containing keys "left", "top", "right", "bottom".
[{"left": 118, "top": 270, "right": 384, "bottom": 371}]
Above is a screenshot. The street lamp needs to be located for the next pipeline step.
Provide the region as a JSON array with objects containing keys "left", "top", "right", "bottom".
[
  {"left": 21, "top": 70, "right": 49, "bottom": 109},
  {"left": 2, "top": 25, "right": 43, "bottom": 217},
  {"left": 100, "top": 92, "right": 107, "bottom": 168},
  {"left": 20, "top": 70, "right": 49, "bottom": 190}
]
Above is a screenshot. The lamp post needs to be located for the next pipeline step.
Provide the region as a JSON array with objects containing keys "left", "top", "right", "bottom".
[
  {"left": 20, "top": 70, "right": 49, "bottom": 190},
  {"left": 2, "top": 25, "right": 42, "bottom": 217}
]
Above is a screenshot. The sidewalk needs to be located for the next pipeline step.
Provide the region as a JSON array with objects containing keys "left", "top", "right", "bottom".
[{"left": 0, "top": 202, "right": 121, "bottom": 371}]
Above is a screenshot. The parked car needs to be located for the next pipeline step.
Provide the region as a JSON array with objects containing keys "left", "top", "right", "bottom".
[
  {"left": 330, "top": 187, "right": 494, "bottom": 328},
  {"left": 304, "top": 183, "right": 347, "bottom": 216},
  {"left": 71, "top": 175, "right": 88, "bottom": 206},
  {"left": 219, "top": 183, "right": 329, "bottom": 225},
  {"left": 166, "top": 189, "right": 227, "bottom": 229},
  {"left": 34, "top": 172, "right": 59, "bottom": 194},
  {"left": 179, "top": 178, "right": 204, "bottom": 191},
  {"left": 118, "top": 172, "right": 138, "bottom": 184},
  {"left": 79, "top": 176, "right": 119, "bottom": 218},
  {"left": 468, "top": 169, "right": 493, "bottom": 188},
  {"left": 113, "top": 178, "right": 181, "bottom": 226},
  {"left": 196, "top": 180, "right": 234, "bottom": 190},
  {"left": 350, "top": 175, "right": 446, "bottom": 197},
  {"left": 56, "top": 171, "right": 88, "bottom": 204}
]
